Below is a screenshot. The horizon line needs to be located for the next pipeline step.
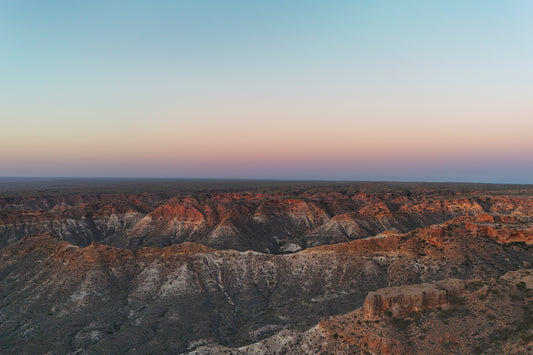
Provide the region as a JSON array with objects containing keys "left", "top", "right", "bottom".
[{"left": 0, "top": 176, "right": 531, "bottom": 186}]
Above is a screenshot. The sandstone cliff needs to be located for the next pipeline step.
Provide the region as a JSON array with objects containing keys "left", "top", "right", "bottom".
[{"left": 362, "top": 279, "right": 465, "bottom": 321}]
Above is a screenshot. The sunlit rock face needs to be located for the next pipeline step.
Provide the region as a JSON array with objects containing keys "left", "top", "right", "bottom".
[
  {"left": 3, "top": 188, "right": 527, "bottom": 253},
  {"left": 362, "top": 280, "right": 464, "bottom": 321}
]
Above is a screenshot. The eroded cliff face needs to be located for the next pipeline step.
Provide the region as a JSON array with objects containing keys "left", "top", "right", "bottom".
[
  {"left": 0, "top": 186, "right": 532, "bottom": 354},
  {"left": 2, "top": 190, "right": 529, "bottom": 254},
  {"left": 0, "top": 193, "right": 157, "bottom": 248},
  {"left": 362, "top": 279, "right": 465, "bottom": 321}
]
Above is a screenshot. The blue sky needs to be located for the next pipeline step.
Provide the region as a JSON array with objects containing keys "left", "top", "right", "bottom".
[{"left": 1, "top": 1, "right": 532, "bottom": 183}]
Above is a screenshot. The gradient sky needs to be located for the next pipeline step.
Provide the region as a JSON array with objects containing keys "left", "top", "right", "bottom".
[{"left": 1, "top": 1, "right": 532, "bottom": 183}]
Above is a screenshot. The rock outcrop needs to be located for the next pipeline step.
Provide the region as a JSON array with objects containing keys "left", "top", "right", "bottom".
[
  {"left": 363, "top": 279, "right": 465, "bottom": 321},
  {"left": 501, "top": 268, "right": 533, "bottom": 289}
]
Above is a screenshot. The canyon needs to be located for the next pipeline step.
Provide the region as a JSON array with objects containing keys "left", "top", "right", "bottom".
[{"left": 0, "top": 181, "right": 532, "bottom": 354}]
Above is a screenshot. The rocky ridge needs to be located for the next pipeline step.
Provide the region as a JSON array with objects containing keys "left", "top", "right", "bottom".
[{"left": 2, "top": 191, "right": 530, "bottom": 254}]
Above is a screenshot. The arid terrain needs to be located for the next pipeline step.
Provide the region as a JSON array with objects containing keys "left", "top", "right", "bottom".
[{"left": 0, "top": 180, "right": 532, "bottom": 354}]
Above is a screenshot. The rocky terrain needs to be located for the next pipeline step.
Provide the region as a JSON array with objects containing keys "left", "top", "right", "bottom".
[
  {"left": 3, "top": 184, "right": 530, "bottom": 253},
  {"left": 197, "top": 271, "right": 532, "bottom": 354},
  {"left": 0, "top": 181, "right": 532, "bottom": 354}
]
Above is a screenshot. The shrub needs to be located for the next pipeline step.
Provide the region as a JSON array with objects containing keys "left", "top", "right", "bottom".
[
  {"left": 390, "top": 317, "right": 412, "bottom": 330},
  {"left": 516, "top": 281, "right": 527, "bottom": 292},
  {"left": 449, "top": 295, "right": 466, "bottom": 305},
  {"left": 467, "top": 280, "right": 485, "bottom": 290}
]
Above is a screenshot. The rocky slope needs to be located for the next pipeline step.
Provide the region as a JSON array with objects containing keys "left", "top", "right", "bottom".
[
  {"left": 194, "top": 271, "right": 533, "bottom": 354},
  {"left": 2, "top": 189, "right": 531, "bottom": 253},
  {"left": 0, "top": 183, "right": 532, "bottom": 354},
  {"left": 1, "top": 213, "right": 532, "bottom": 353}
]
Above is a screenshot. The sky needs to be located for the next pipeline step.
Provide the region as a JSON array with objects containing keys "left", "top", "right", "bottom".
[{"left": 1, "top": 1, "right": 532, "bottom": 183}]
